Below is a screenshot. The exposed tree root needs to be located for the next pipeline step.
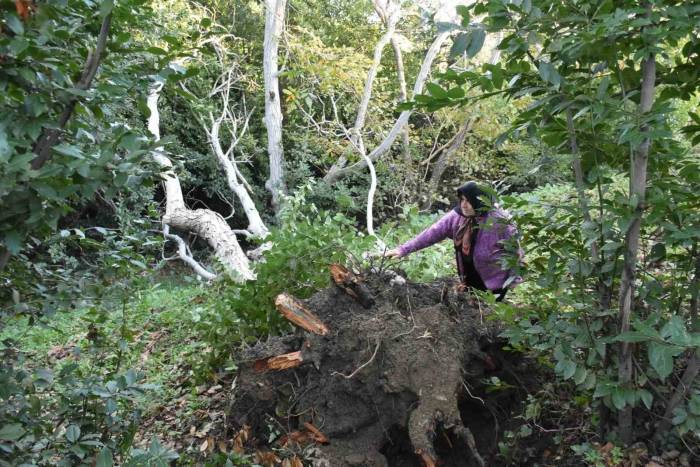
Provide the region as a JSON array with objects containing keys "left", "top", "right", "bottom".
[{"left": 230, "top": 270, "right": 538, "bottom": 466}]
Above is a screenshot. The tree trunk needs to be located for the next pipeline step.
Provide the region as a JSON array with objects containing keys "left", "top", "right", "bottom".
[
  {"left": 209, "top": 112, "right": 269, "bottom": 239},
  {"left": 566, "top": 107, "right": 614, "bottom": 436},
  {"left": 617, "top": 53, "right": 656, "bottom": 444},
  {"left": 391, "top": 37, "right": 411, "bottom": 163},
  {"left": 421, "top": 118, "right": 473, "bottom": 210},
  {"left": 263, "top": 0, "right": 287, "bottom": 214},
  {"left": 31, "top": 12, "right": 112, "bottom": 170},
  {"left": 324, "top": 32, "right": 450, "bottom": 185},
  {"left": 148, "top": 83, "right": 254, "bottom": 281},
  {"left": 327, "top": 3, "right": 399, "bottom": 175}
]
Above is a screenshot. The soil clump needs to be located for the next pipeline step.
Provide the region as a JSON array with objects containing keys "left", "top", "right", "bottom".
[{"left": 230, "top": 271, "right": 539, "bottom": 466}]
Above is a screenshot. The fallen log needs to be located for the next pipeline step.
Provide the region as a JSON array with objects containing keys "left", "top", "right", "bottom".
[
  {"left": 274, "top": 293, "right": 329, "bottom": 335},
  {"left": 329, "top": 263, "right": 375, "bottom": 308}
]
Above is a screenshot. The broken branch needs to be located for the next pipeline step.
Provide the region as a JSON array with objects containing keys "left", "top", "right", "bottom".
[{"left": 274, "top": 293, "right": 329, "bottom": 335}]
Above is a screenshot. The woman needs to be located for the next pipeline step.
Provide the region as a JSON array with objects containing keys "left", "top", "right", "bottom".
[{"left": 385, "top": 181, "right": 523, "bottom": 301}]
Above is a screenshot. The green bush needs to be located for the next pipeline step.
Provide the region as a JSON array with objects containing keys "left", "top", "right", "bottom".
[{"left": 195, "top": 183, "right": 375, "bottom": 368}]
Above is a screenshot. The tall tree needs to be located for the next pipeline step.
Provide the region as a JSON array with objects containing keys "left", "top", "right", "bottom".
[{"left": 263, "top": 0, "right": 288, "bottom": 214}]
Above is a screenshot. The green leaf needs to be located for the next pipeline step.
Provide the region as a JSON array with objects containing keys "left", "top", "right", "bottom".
[
  {"left": 0, "top": 125, "right": 9, "bottom": 159},
  {"left": 426, "top": 83, "right": 448, "bottom": 99},
  {"left": 593, "top": 382, "right": 612, "bottom": 398},
  {"left": 96, "top": 447, "right": 113, "bottom": 467},
  {"left": 450, "top": 33, "right": 471, "bottom": 58},
  {"left": 662, "top": 316, "right": 690, "bottom": 345},
  {"left": 615, "top": 331, "right": 653, "bottom": 343},
  {"left": 147, "top": 46, "right": 168, "bottom": 56},
  {"left": 555, "top": 359, "right": 576, "bottom": 380},
  {"left": 447, "top": 87, "right": 465, "bottom": 99},
  {"left": 648, "top": 342, "right": 678, "bottom": 381},
  {"left": 4, "top": 231, "right": 23, "bottom": 255},
  {"left": 562, "top": 360, "right": 576, "bottom": 380},
  {"left": 573, "top": 366, "right": 587, "bottom": 385},
  {"left": 537, "top": 62, "right": 561, "bottom": 87},
  {"left": 456, "top": 5, "right": 470, "bottom": 26},
  {"left": 0, "top": 424, "right": 25, "bottom": 441},
  {"left": 611, "top": 388, "right": 626, "bottom": 410},
  {"left": 66, "top": 425, "right": 81, "bottom": 443},
  {"left": 100, "top": 0, "right": 114, "bottom": 18},
  {"left": 596, "top": 76, "right": 610, "bottom": 100},
  {"left": 6, "top": 14, "right": 24, "bottom": 35},
  {"left": 53, "top": 144, "right": 84, "bottom": 159},
  {"left": 672, "top": 407, "right": 687, "bottom": 425},
  {"left": 467, "top": 28, "right": 486, "bottom": 58}
]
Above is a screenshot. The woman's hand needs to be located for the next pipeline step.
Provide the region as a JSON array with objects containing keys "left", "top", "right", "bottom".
[{"left": 383, "top": 248, "right": 401, "bottom": 259}]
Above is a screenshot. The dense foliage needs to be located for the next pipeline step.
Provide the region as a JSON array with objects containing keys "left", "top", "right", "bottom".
[{"left": 2, "top": 0, "right": 698, "bottom": 464}]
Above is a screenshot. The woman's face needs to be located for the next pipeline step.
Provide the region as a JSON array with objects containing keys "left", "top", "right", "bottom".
[{"left": 460, "top": 196, "right": 475, "bottom": 216}]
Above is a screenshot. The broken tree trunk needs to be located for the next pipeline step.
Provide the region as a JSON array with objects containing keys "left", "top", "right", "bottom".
[
  {"left": 330, "top": 264, "right": 375, "bottom": 308},
  {"left": 254, "top": 351, "right": 303, "bottom": 373},
  {"left": 274, "top": 293, "right": 329, "bottom": 335}
]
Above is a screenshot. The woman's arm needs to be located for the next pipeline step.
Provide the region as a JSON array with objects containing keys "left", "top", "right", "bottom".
[{"left": 395, "top": 211, "right": 456, "bottom": 257}]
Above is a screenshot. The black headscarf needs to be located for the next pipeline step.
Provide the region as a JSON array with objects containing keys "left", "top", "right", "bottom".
[{"left": 454, "top": 181, "right": 489, "bottom": 216}]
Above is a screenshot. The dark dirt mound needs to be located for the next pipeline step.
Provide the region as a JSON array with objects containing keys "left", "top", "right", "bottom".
[{"left": 229, "top": 271, "right": 540, "bottom": 466}]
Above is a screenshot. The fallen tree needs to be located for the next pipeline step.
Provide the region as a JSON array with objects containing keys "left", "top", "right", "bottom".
[
  {"left": 228, "top": 266, "right": 541, "bottom": 466},
  {"left": 148, "top": 82, "right": 254, "bottom": 281}
]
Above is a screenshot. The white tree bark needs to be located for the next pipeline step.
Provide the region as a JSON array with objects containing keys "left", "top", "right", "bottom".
[
  {"left": 324, "top": 31, "right": 450, "bottom": 184},
  {"left": 327, "top": 0, "right": 400, "bottom": 175},
  {"left": 205, "top": 67, "right": 269, "bottom": 239},
  {"left": 148, "top": 82, "right": 254, "bottom": 281},
  {"left": 391, "top": 36, "right": 411, "bottom": 163},
  {"left": 263, "top": 0, "right": 288, "bottom": 214},
  {"left": 421, "top": 117, "right": 474, "bottom": 210},
  {"left": 162, "top": 225, "right": 217, "bottom": 280}
]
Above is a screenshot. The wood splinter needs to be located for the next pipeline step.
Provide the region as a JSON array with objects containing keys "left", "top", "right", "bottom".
[
  {"left": 416, "top": 449, "right": 437, "bottom": 467},
  {"left": 329, "top": 263, "right": 375, "bottom": 308},
  {"left": 254, "top": 351, "right": 303, "bottom": 373},
  {"left": 274, "top": 293, "right": 329, "bottom": 335}
]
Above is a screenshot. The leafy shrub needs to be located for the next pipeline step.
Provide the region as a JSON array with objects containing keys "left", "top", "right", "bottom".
[
  {"left": 495, "top": 175, "right": 700, "bottom": 442},
  {"left": 195, "top": 183, "right": 375, "bottom": 368},
  {"left": 0, "top": 347, "right": 176, "bottom": 466}
]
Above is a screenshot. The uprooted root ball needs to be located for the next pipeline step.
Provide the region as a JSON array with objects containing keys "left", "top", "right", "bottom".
[{"left": 229, "top": 271, "right": 535, "bottom": 466}]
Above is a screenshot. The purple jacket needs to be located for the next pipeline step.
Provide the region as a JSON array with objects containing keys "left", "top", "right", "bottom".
[{"left": 398, "top": 208, "right": 523, "bottom": 290}]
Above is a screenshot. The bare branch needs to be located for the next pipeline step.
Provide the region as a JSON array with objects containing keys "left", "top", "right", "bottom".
[{"left": 163, "top": 225, "right": 217, "bottom": 280}]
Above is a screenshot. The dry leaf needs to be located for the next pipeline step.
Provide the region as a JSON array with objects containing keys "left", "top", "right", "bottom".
[
  {"left": 199, "top": 439, "right": 209, "bottom": 452},
  {"left": 255, "top": 450, "right": 281, "bottom": 467},
  {"left": 599, "top": 442, "right": 614, "bottom": 454},
  {"left": 218, "top": 440, "right": 228, "bottom": 453},
  {"left": 232, "top": 425, "right": 251, "bottom": 453},
  {"left": 291, "top": 456, "right": 303, "bottom": 467},
  {"left": 303, "top": 422, "right": 329, "bottom": 444}
]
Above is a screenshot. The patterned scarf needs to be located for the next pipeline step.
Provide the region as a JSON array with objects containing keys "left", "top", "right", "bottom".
[{"left": 454, "top": 215, "right": 477, "bottom": 256}]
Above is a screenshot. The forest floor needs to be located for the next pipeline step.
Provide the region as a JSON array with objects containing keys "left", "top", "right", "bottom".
[{"left": 3, "top": 270, "right": 694, "bottom": 466}]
